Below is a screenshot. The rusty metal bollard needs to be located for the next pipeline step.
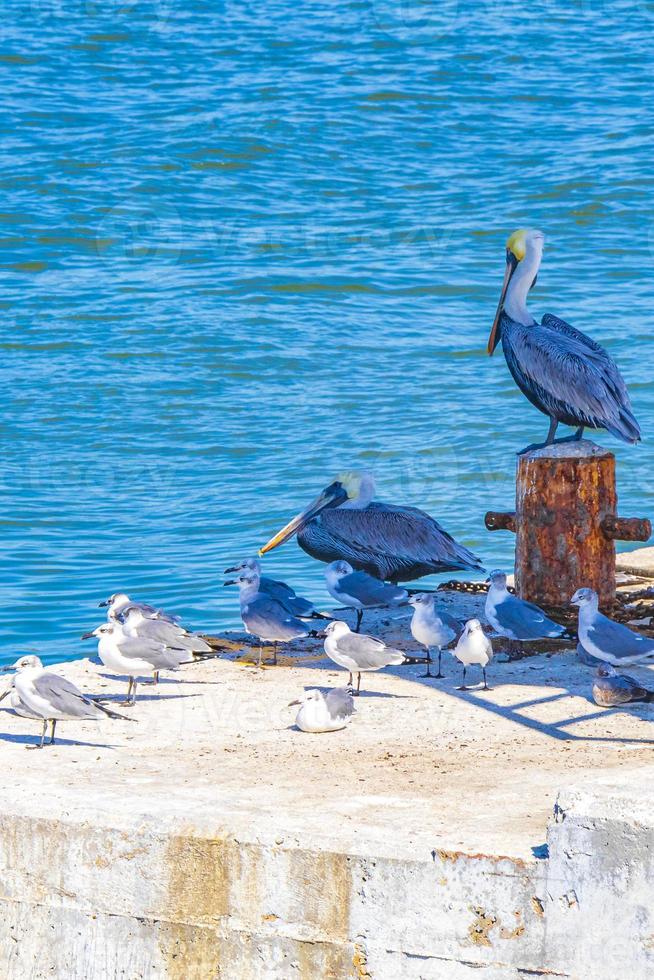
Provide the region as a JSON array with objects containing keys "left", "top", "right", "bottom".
[{"left": 485, "top": 441, "right": 651, "bottom": 607}]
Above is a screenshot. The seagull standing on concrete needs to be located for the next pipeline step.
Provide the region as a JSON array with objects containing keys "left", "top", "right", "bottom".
[
  {"left": 324, "top": 560, "right": 407, "bottom": 632},
  {"left": 224, "top": 558, "right": 323, "bottom": 619},
  {"left": 323, "top": 620, "right": 406, "bottom": 694},
  {"left": 0, "top": 674, "right": 40, "bottom": 718},
  {"left": 485, "top": 570, "right": 566, "bottom": 641},
  {"left": 82, "top": 623, "right": 189, "bottom": 704},
  {"left": 571, "top": 588, "right": 654, "bottom": 666},
  {"left": 408, "top": 593, "right": 460, "bottom": 679},
  {"left": 592, "top": 664, "right": 654, "bottom": 707},
  {"left": 0, "top": 655, "right": 132, "bottom": 748},
  {"left": 224, "top": 572, "right": 311, "bottom": 667},
  {"left": 288, "top": 688, "right": 355, "bottom": 732},
  {"left": 452, "top": 619, "right": 494, "bottom": 690},
  {"left": 99, "top": 593, "right": 180, "bottom": 625},
  {"left": 121, "top": 607, "right": 212, "bottom": 657}
]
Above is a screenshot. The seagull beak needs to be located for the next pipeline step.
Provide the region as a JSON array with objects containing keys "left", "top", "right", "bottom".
[
  {"left": 488, "top": 250, "right": 518, "bottom": 355},
  {"left": 0, "top": 665, "right": 15, "bottom": 674},
  {"left": 223, "top": 566, "right": 239, "bottom": 574},
  {"left": 288, "top": 699, "right": 302, "bottom": 707},
  {"left": 81, "top": 631, "right": 96, "bottom": 640},
  {"left": 223, "top": 580, "right": 237, "bottom": 587},
  {"left": 98, "top": 599, "right": 109, "bottom": 607},
  {"left": 259, "top": 481, "right": 349, "bottom": 556}
]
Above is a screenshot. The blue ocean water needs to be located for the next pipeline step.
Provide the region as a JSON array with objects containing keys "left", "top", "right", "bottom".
[{"left": 0, "top": 1, "right": 652, "bottom": 664}]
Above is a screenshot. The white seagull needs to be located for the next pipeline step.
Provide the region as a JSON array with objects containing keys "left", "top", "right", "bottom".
[
  {"left": 572, "top": 587, "right": 654, "bottom": 666},
  {"left": 82, "top": 622, "right": 189, "bottom": 704},
  {"left": 323, "top": 620, "right": 405, "bottom": 694},
  {"left": 408, "top": 593, "right": 460, "bottom": 678},
  {"left": 452, "top": 619, "right": 493, "bottom": 690},
  {"left": 324, "top": 560, "right": 407, "bottom": 632},
  {"left": 0, "top": 655, "right": 132, "bottom": 748},
  {"left": 288, "top": 688, "right": 355, "bottom": 733}
]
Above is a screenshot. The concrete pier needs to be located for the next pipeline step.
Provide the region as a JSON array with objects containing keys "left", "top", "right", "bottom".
[{"left": 1, "top": 588, "right": 654, "bottom": 978}]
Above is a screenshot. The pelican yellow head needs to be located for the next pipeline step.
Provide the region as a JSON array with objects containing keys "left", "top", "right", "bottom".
[
  {"left": 487, "top": 228, "right": 543, "bottom": 354},
  {"left": 506, "top": 228, "right": 529, "bottom": 262}
]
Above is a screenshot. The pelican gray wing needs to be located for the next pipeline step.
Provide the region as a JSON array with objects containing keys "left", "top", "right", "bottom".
[
  {"left": 325, "top": 687, "right": 355, "bottom": 721},
  {"left": 492, "top": 594, "right": 565, "bottom": 641},
  {"left": 586, "top": 613, "right": 654, "bottom": 664},
  {"left": 301, "top": 504, "right": 483, "bottom": 582},
  {"left": 502, "top": 315, "right": 640, "bottom": 443},
  {"left": 114, "top": 634, "right": 187, "bottom": 670},
  {"left": 334, "top": 631, "right": 404, "bottom": 670},
  {"left": 241, "top": 594, "right": 310, "bottom": 643}
]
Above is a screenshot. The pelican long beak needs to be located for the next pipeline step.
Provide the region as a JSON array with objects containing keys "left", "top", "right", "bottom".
[
  {"left": 487, "top": 251, "right": 518, "bottom": 355},
  {"left": 259, "top": 481, "right": 348, "bottom": 555}
]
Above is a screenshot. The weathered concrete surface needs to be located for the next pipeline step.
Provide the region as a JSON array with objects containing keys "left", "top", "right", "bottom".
[
  {"left": 1, "top": 593, "right": 654, "bottom": 978},
  {"left": 617, "top": 545, "right": 654, "bottom": 578}
]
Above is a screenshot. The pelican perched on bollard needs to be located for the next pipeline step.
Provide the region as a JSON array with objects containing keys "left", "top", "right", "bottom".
[
  {"left": 259, "top": 471, "right": 483, "bottom": 584},
  {"left": 488, "top": 229, "right": 641, "bottom": 453}
]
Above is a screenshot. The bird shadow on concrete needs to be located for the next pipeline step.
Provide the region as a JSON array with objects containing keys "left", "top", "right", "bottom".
[
  {"left": 397, "top": 655, "right": 654, "bottom": 746},
  {"left": 0, "top": 731, "right": 117, "bottom": 749}
]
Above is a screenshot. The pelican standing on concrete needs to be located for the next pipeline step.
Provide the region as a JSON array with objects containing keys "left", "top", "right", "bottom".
[
  {"left": 224, "top": 572, "right": 312, "bottom": 666},
  {"left": 323, "top": 620, "right": 406, "bottom": 694},
  {"left": 571, "top": 588, "right": 654, "bottom": 666},
  {"left": 0, "top": 656, "right": 132, "bottom": 748},
  {"left": 224, "top": 558, "right": 321, "bottom": 618},
  {"left": 485, "top": 570, "right": 566, "bottom": 642},
  {"left": 288, "top": 688, "right": 355, "bottom": 733},
  {"left": 452, "top": 619, "right": 493, "bottom": 690},
  {"left": 408, "top": 593, "right": 460, "bottom": 678},
  {"left": 488, "top": 229, "right": 641, "bottom": 453},
  {"left": 325, "top": 560, "right": 407, "bottom": 632},
  {"left": 259, "top": 471, "right": 484, "bottom": 584}
]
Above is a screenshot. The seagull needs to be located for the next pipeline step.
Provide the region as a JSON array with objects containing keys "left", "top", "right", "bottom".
[
  {"left": 324, "top": 560, "right": 407, "bottom": 632},
  {"left": 121, "top": 607, "right": 212, "bottom": 658},
  {"left": 223, "top": 572, "right": 312, "bottom": 667},
  {"left": 288, "top": 688, "right": 355, "bottom": 733},
  {"left": 452, "top": 619, "right": 493, "bottom": 690},
  {"left": 571, "top": 588, "right": 654, "bottom": 666},
  {"left": 408, "top": 593, "right": 460, "bottom": 678},
  {"left": 82, "top": 622, "right": 190, "bottom": 704},
  {"left": 0, "top": 674, "right": 40, "bottom": 718},
  {"left": 576, "top": 642, "right": 603, "bottom": 668},
  {"left": 592, "top": 665, "right": 654, "bottom": 707},
  {"left": 322, "top": 620, "right": 406, "bottom": 694},
  {"left": 488, "top": 228, "right": 640, "bottom": 454},
  {"left": 485, "top": 570, "right": 566, "bottom": 641},
  {"left": 0, "top": 655, "right": 132, "bottom": 748},
  {"left": 99, "top": 592, "right": 181, "bottom": 625},
  {"left": 223, "top": 558, "right": 325, "bottom": 619}
]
